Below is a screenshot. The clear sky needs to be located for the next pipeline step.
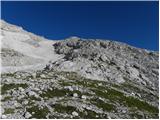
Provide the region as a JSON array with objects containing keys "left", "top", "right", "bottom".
[{"left": 1, "top": 1, "right": 159, "bottom": 51}]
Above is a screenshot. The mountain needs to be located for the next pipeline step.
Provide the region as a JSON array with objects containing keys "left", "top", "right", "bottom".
[
  {"left": 1, "top": 20, "right": 159, "bottom": 119},
  {"left": 1, "top": 20, "right": 63, "bottom": 73}
]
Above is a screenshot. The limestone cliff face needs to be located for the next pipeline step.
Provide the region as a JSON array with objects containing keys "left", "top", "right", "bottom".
[{"left": 1, "top": 20, "right": 159, "bottom": 119}]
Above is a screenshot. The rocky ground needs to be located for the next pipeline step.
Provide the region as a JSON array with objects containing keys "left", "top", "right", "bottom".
[
  {"left": 0, "top": 20, "right": 159, "bottom": 119},
  {"left": 1, "top": 70, "right": 159, "bottom": 119}
]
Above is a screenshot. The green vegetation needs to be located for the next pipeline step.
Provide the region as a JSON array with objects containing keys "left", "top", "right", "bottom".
[
  {"left": 29, "top": 96, "right": 41, "bottom": 101},
  {"left": 40, "top": 88, "right": 68, "bottom": 98},
  {"left": 92, "top": 87, "right": 158, "bottom": 114},
  {"left": 27, "top": 106, "right": 49, "bottom": 119},
  {"left": 54, "top": 71, "right": 159, "bottom": 116},
  {"left": 125, "top": 96, "right": 158, "bottom": 114},
  {"left": 4, "top": 108, "right": 14, "bottom": 114},
  {"left": 1, "top": 83, "right": 28, "bottom": 94},
  {"left": 76, "top": 79, "right": 98, "bottom": 88},
  {"left": 79, "top": 109, "right": 102, "bottom": 119},
  {"left": 1, "top": 71, "right": 158, "bottom": 118},
  {"left": 58, "top": 80, "right": 73, "bottom": 86},
  {"left": 92, "top": 88, "right": 123, "bottom": 103},
  {"left": 1, "top": 96, "right": 12, "bottom": 101},
  {"left": 1, "top": 73, "right": 15, "bottom": 78},
  {"left": 91, "top": 98, "right": 115, "bottom": 112},
  {"left": 54, "top": 104, "right": 77, "bottom": 113},
  {"left": 1, "top": 72, "right": 33, "bottom": 80},
  {"left": 53, "top": 104, "right": 107, "bottom": 119},
  {"left": 40, "top": 87, "right": 88, "bottom": 99},
  {"left": 129, "top": 113, "right": 144, "bottom": 119}
]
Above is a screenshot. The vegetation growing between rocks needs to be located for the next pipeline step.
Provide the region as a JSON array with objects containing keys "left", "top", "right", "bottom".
[
  {"left": 1, "top": 83, "right": 28, "bottom": 94},
  {"left": 1, "top": 71, "right": 159, "bottom": 119},
  {"left": 4, "top": 108, "right": 15, "bottom": 114},
  {"left": 27, "top": 106, "right": 49, "bottom": 119}
]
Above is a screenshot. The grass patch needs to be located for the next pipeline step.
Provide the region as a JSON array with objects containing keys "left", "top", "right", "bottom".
[
  {"left": 125, "top": 96, "right": 159, "bottom": 114},
  {"left": 92, "top": 88, "right": 124, "bottom": 103},
  {"left": 53, "top": 104, "right": 77, "bottom": 114},
  {"left": 79, "top": 109, "right": 99, "bottom": 119},
  {"left": 92, "top": 87, "right": 158, "bottom": 114},
  {"left": 1, "top": 83, "right": 28, "bottom": 94},
  {"left": 91, "top": 98, "right": 115, "bottom": 112},
  {"left": 58, "top": 80, "right": 73, "bottom": 86},
  {"left": 129, "top": 113, "right": 144, "bottom": 119},
  {"left": 29, "top": 96, "right": 41, "bottom": 101},
  {"left": 40, "top": 88, "right": 68, "bottom": 98},
  {"left": 4, "top": 108, "right": 14, "bottom": 114},
  {"left": 53, "top": 104, "right": 107, "bottom": 119},
  {"left": 1, "top": 96, "right": 12, "bottom": 101},
  {"left": 76, "top": 79, "right": 98, "bottom": 88},
  {"left": 40, "top": 87, "right": 89, "bottom": 99},
  {"left": 27, "top": 106, "right": 49, "bottom": 119},
  {"left": 1, "top": 73, "right": 15, "bottom": 78}
]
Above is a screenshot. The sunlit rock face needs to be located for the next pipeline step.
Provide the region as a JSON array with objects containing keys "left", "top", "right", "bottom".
[
  {"left": 1, "top": 20, "right": 159, "bottom": 119},
  {"left": 1, "top": 20, "right": 63, "bottom": 73},
  {"left": 53, "top": 37, "right": 158, "bottom": 88}
]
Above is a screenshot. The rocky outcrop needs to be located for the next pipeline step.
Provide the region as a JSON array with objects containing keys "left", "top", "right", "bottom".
[{"left": 52, "top": 37, "right": 158, "bottom": 92}]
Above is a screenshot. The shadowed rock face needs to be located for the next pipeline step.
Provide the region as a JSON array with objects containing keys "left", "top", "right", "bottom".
[{"left": 1, "top": 20, "right": 159, "bottom": 119}]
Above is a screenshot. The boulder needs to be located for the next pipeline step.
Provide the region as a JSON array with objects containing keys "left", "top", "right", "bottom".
[
  {"left": 72, "top": 111, "right": 79, "bottom": 116},
  {"left": 73, "top": 93, "right": 78, "bottom": 98},
  {"left": 24, "top": 112, "right": 32, "bottom": 118}
]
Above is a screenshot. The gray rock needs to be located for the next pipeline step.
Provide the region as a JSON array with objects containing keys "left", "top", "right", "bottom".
[
  {"left": 27, "top": 91, "right": 38, "bottom": 98},
  {"left": 100, "top": 55, "right": 109, "bottom": 62},
  {"left": 131, "top": 92, "right": 135, "bottom": 96},
  {"left": 31, "top": 73, "right": 36, "bottom": 79},
  {"left": 98, "top": 83, "right": 102, "bottom": 86},
  {"left": 73, "top": 93, "right": 78, "bottom": 98},
  {"left": 122, "top": 109, "right": 127, "bottom": 113},
  {"left": 23, "top": 100, "right": 28, "bottom": 105},
  {"left": 1, "top": 108, "right": 5, "bottom": 114},
  {"left": 64, "top": 86, "right": 73, "bottom": 91},
  {"left": 115, "top": 75, "right": 125, "bottom": 83},
  {"left": 1, "top": 115, "right": 7, "bottom": 119},
  {"left": 40, "top": 74, "right": 46, "bottom": 78},
  {"left": 107, "top": 115, "right": 111, "bottom": 119},
  {"left": 72, "top": 111, "right": 79, "bottom": 116},
  {"left": 12, "top": 90, "right": 18, "bottom": 96},
  {"left": 127, "top": 67, "right": 139, "bottom": 79},
  {"left": 32, "top": 112, "right": 35, "bottom": 114},
  {"left": 24, "top": 112, "right": 32, "bottom": 118},
  {"left": 81, "top": 95, "right": 87, "bottom": 100},
  {"left": 18, "top": 87, "right": 24, "bottom": 92}
]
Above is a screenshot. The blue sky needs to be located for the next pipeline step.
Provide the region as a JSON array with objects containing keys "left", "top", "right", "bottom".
[{"left": 1, "top": 1, "right": 159, "bottom": 51}]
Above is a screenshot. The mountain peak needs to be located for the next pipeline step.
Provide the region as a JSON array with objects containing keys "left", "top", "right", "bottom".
[{"left": 1, "top": 19, "right": 24, "bottom": 32}]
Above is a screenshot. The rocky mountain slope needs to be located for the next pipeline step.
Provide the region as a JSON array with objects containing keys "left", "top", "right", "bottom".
[
  {"left": 1, "top": 20, "right": 63, "bottom": 73},
  {"left": 0, "top": 20, "right": 159, "bottom": 119}
]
